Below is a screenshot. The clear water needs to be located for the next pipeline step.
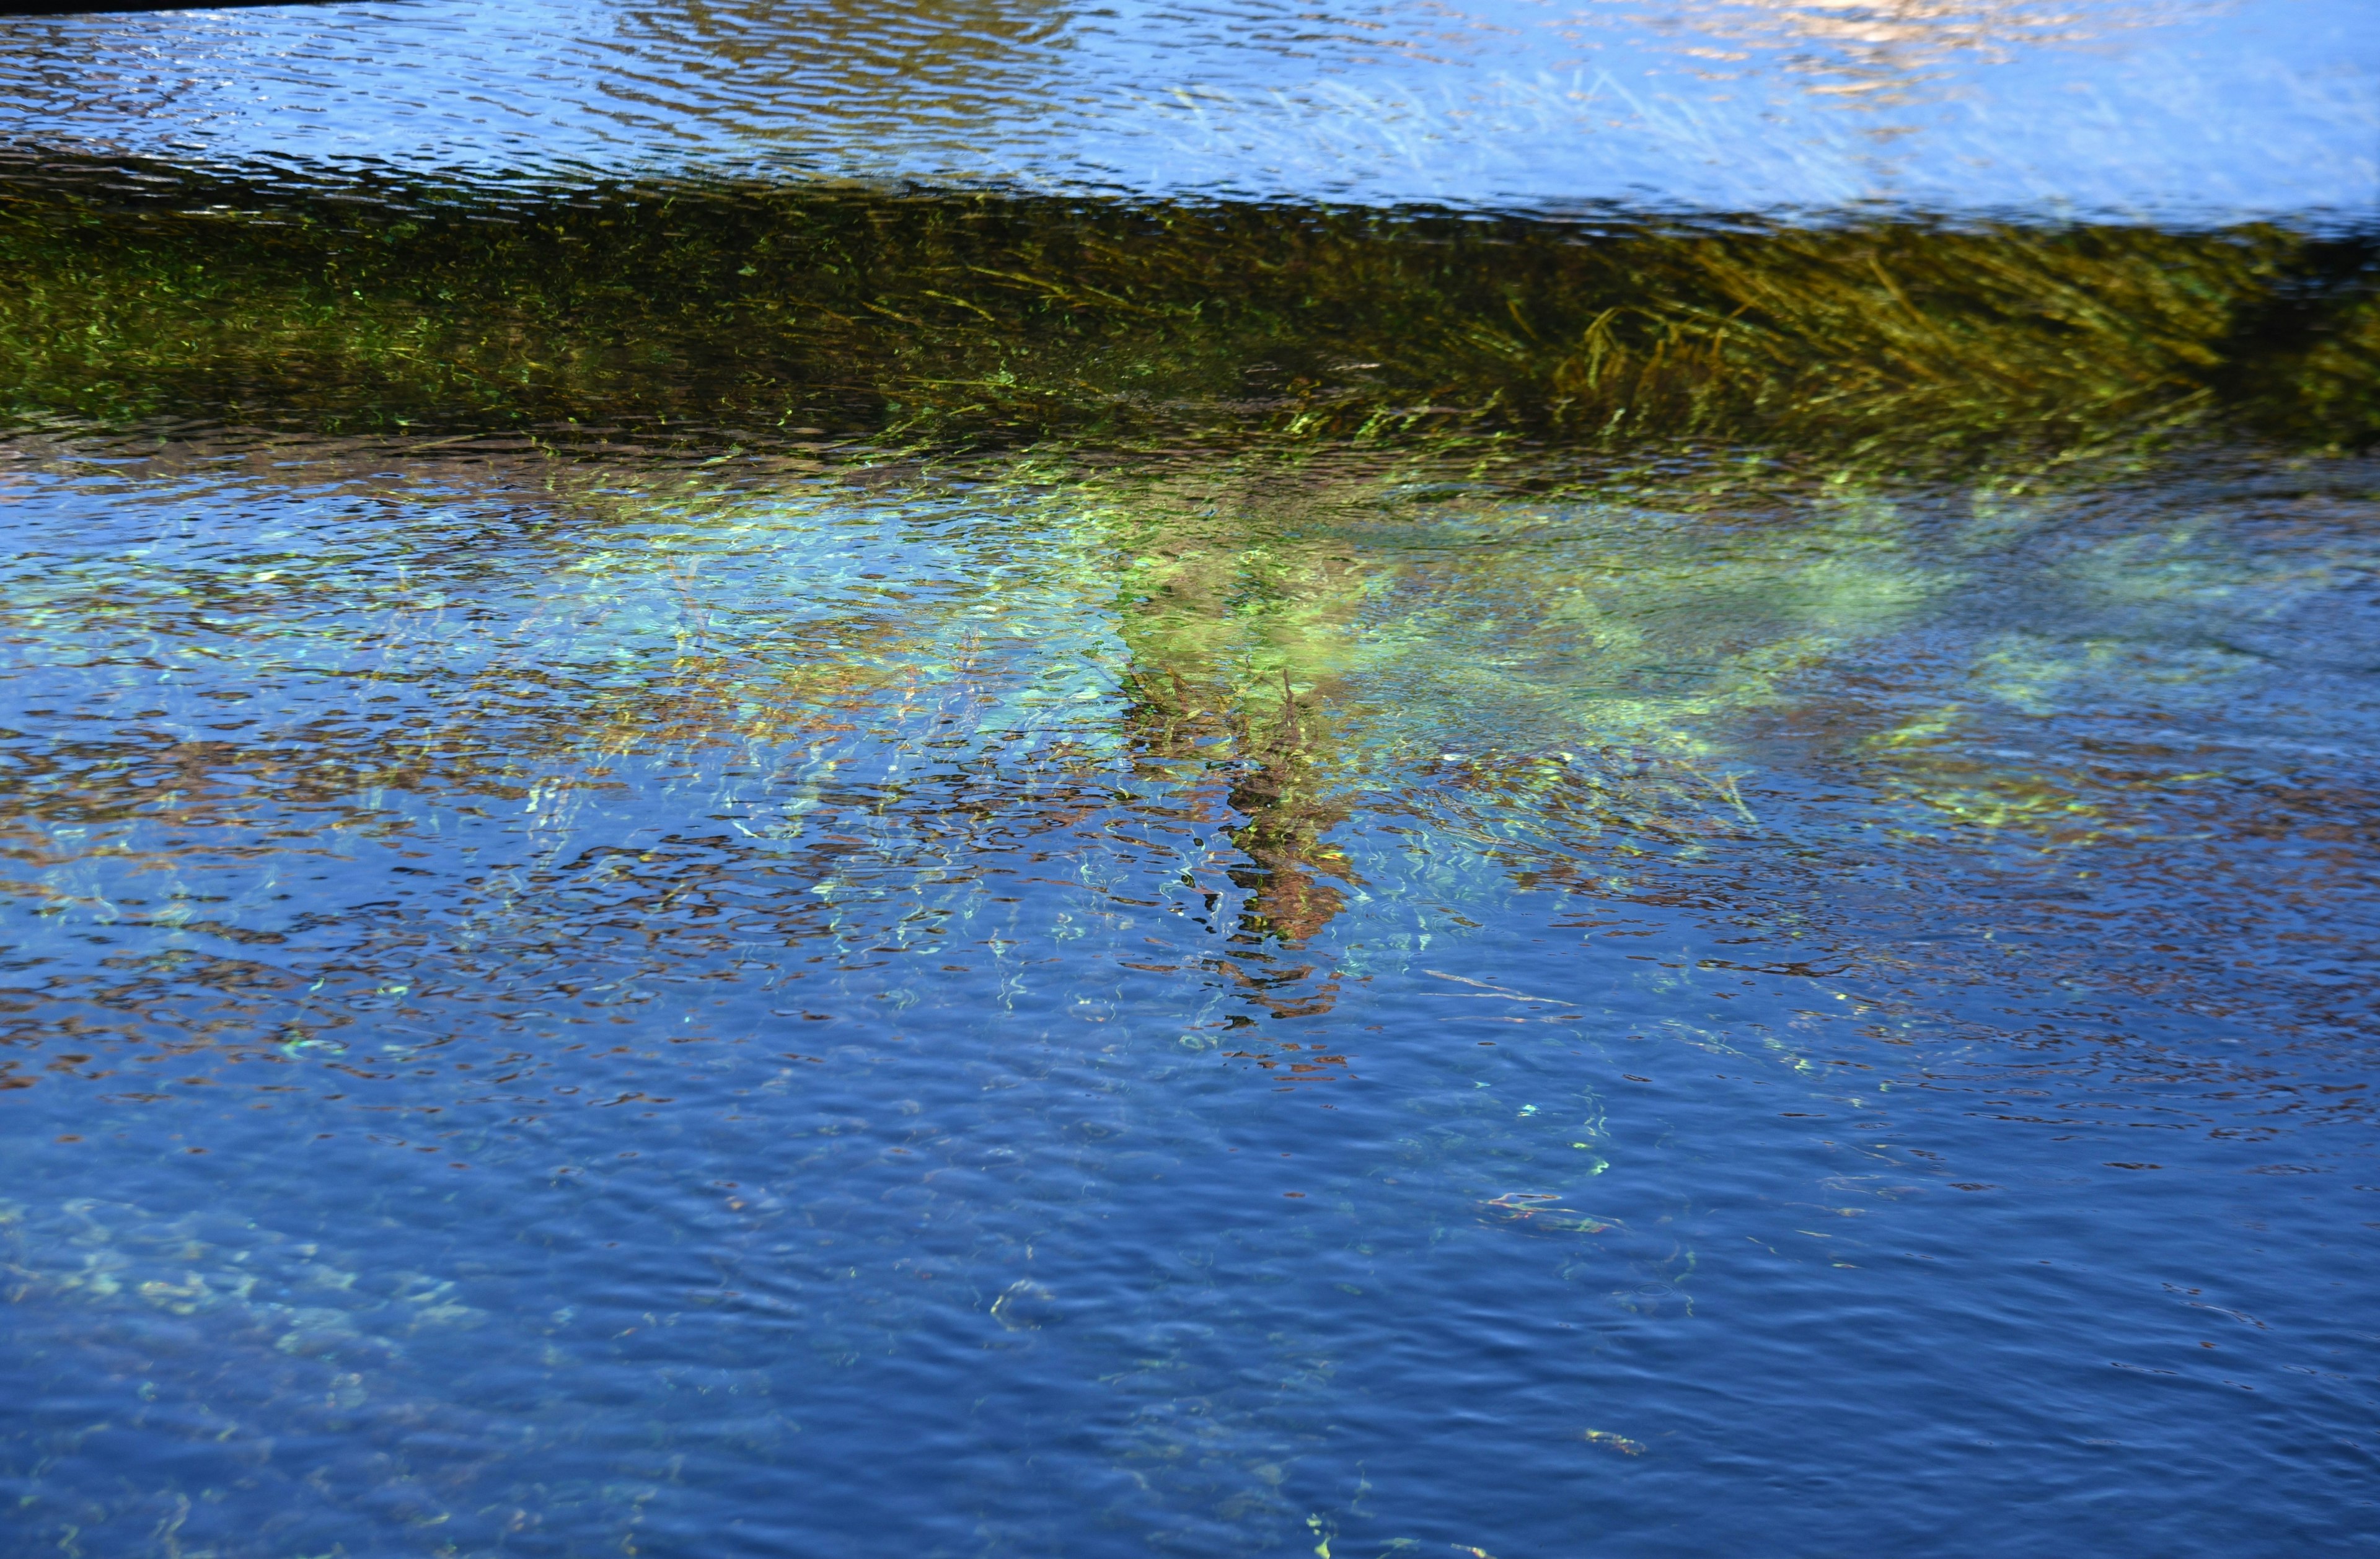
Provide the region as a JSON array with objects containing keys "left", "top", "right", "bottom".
[
  {"left": 3, "top": 3, "right": 2379, "bottom": 1557},
  {"left": 3, "top": 431, "right": 2376, "bottom": 1555},
  {"left": 1, "top": 0, "right": 2373, "bottom": 218}
]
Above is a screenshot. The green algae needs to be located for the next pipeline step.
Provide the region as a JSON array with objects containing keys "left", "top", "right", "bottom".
[
  {"left": 2, "top": 154, "right": 2374, "bottom": 960},
  {"left": 2, "top": 156, "right": 2373, "bottom": 463},
  {"left": 20, "top": 423, "right": 2362, "bottom": 971}
]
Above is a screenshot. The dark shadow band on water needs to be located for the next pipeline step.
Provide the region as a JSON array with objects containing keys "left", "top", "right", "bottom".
[{"left": 2, "top": 145, "right": 2374, "bottom": 468}]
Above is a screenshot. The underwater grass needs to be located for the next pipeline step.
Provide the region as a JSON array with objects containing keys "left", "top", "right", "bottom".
[
  {"left": 3, "top": 149, "right": 2374, "bottom": 952},
  {"left": 20, "top": 421, "right": 2353, "bottom": 959},
  {"left": 2, "top": 154, "right": 2374, "bottom": 464}
]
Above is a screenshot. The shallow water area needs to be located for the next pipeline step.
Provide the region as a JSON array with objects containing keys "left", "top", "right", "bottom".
[
  {"left": 1, "top": 428, "right": 2376, "bottom": 1555},
  {"left": 2, "top": 0, "right": 2378, "bottom": 1553}
]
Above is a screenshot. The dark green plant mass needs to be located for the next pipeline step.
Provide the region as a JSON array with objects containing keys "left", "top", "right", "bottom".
[{"left": 4, "top": 154, "right": 2373, "bottom": 462}]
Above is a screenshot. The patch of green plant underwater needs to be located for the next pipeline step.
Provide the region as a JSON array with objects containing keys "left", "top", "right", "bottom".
[
  {"left": 6, "top": 152, "right": 2376, "bottom": 959},
  {"left": 12, "top": 418, "right": 2365, "bottom": 967},
  {"left": 2, "top": 152, "right": 2374, "bottom": 465}
]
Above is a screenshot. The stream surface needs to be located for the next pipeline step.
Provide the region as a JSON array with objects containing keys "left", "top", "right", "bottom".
[
  {"left": 2, "top": 0, "right": 2374, "bottom": 217},
  {"left": 1, "top": 4, "right": 2377, "bottom": 1558}
]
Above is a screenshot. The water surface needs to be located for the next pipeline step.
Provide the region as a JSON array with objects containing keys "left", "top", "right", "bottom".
[
  {"left": 2, "top": 0, "right": 2373, "bottom": 217},
  {"left": 1, "top": 2, "right": 2378, "bottom": 1556}
]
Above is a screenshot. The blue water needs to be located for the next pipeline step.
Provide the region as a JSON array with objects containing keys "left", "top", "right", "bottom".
[
  {"left": 1, "top": 431, "right": 2376, "bottom": 1554},
  {"left": 6, "top": 0, "right": 2380, "bottom": 1551},
  {"left": 2, "top": 0, "right": 2374, "bottom": 219}
]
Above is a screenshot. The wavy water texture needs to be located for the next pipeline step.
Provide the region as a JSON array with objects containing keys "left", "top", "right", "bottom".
[
  {"left": 1, "top": 426, "right": 2376, "bottom": 1552},
  {"left": 1, "top": 7, "right": 2376, "bottom": 1555},
  {"left": 3, "top": 164, "right": 2376, "bottom": 460},
  {"left": 0, "top": 0, "right": 2371, "bottom": 218}
]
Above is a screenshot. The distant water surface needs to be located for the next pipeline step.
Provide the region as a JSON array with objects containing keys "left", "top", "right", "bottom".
[{"left": 0, "top": 0, "right": 2373, "bottom": 216}]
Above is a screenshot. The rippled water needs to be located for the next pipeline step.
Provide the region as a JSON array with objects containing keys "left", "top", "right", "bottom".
[
  {"left": 2, "top": 2, "right": 2378, "bottom": 1557},
  {"left": 4, "top": 429, "right": 2376, "bottom": 1555},
  {"left": 3, "top": 0, "right": 2374, "bottom": 216}
]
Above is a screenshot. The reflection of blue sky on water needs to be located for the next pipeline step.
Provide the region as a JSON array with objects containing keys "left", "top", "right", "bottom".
[
  {"left": 3, "top": 435, "right": 2377, "bottom": 1555},
  {"left": 4, "top": 8, "right": 2379, "bottom": 1553},
  {"left": 0, "top": 0, "right": 2371, "bottom": 217}
]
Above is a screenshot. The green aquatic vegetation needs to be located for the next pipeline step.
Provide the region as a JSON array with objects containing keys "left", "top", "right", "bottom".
[
  {"left": 1848, "top": 499, "right": 2380, "bottom": 846},
  {"left": 1, "top": 153, "right": 2371, "bottom": 963},
  {"left": 0, "top": 436, "right": 1760, "bottom": 959},
  {"left": 1091, "top": 453, "right": 1947, "bottom": 761},
  {"left": 1068, "top": 443, "right": 2380, "bottom": 950},
  {"left": 6, "top": 428, "right": 2373, "bottom": 973},
  {"left": 1030, "top": 452, "right": 1965, "bottom": 931},
  {"left": 2, "top": 156, "right": 2373, "bottom": 464}
]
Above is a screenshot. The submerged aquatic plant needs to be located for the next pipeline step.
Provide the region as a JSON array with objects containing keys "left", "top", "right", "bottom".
[
  {"left": 2, "top": 143, "right": 2373, "bottom": 968},
  {"left": 9, "top": 418, "right": 2368, "bottom": 974},
  {"left": 1, "top": 152, "right": 2373, "bottom": 463}
]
